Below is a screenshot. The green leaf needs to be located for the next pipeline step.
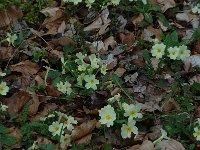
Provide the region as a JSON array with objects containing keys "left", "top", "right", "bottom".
[
  {"left": 163, "top": 31, "right": 179, "bottom": 47},
  {"left": 144, "top": 13, "right": 153, "bottom": 24},
  {"left": 112, "top": 74, "right": 134, "bottom": 100},
  {"left": 0, "top": 124, "right": 8, "bottom": 134},
  {"left": 1, "top": 134, "right": 16, "bottom": 146},
  {"left": 156, "top": 13, "right": 169, "bottom": 27},
  {"left": 103, "top": 144, "right": 112, "bottom": 150},
  {"left": 192, "top": 82, "right": 200, "bottom": 91},
  {"left": 40, "top": 144, "right": 56, "bottom": 150}
]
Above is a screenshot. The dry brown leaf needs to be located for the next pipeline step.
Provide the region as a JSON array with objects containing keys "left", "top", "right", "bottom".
[
  {"left": 10, "top": 60, "right": 40, "bottom": 76},
  {"left": 35, "top": 75, "right": 46, "bottom": 86},
  {"left": 71, "top": 119, "right": 97, "bottom": 140},
  {"left": 6, "top": 91, "right": 31, "bottom": 115},
  {"left": 84, "top": 8, "right": 111, "bottom": 36},
  {"left": 132, "top": 13, "right": 144, "bottom": 26},
  {"left": 47, "top": 85, "right": 60, "bottom": 97},
  {"left": 119, "top": 32, "right": 135, "bottom": 50},
  {"left": 162, "top": 98, "right": 180, "bottom": 112},
  {"left": 29, "top": 94, "right": 41, "bottom": 116},
  {"left": 9, "top": 127, "right": 22, "bottom": 148},
  {"left": 75, "top": 134, "right": 92, "bottom": 145},
  {"left": 42, "top": 9, "right": 66, "bottom": 35},
  {"left": 155, "top": 139, "right": 185, "bottom": 150},
  {"left": 83, "top": 107, "right": 99, "bottom": 115},
  {"left": 51, "top": 37, "right": 73, "bottom": 46},
  {"left": 114, "top": 67, "right": 126, "bottom": 77},
  {"left": 0, "top": 6, "right": 23, "bottom": 28},
  {"left": 157, "top": 0, "right": 176, "bottom": 12},
  {"left": 58, "top": 21, "right": 66, "bottom": 34},
  {"left": 127, "top": 140, "right": 154, "bottom": 150},
  {"left": 103, "top": 36, "right": 117, "bottom": 51},
  {"left": 0, "top": 47, "right": 14, "bottom": 61},
  {"left": 40, "top": 7, "right": 59, "bottom": 17}
]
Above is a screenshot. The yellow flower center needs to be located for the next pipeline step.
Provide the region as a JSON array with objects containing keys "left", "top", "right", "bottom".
[
  {"left": 172, "top": 52, "right": 176, "bottom": 55},
  {"left": 54, "top": 127, "right": 60, "bottom": 131},
  {"left": 64, "top": 120, "right": 69, "bottom": 125},
  {"left": 126, "top": 127, "right": 132, "bottom": 133},
  {"left": 105, "top": 114, "right": 111, "bottom": 121},
  {"left": 157, "top": 48, "right": 161, "bottom": 53},
  {"left": 180, "top": 50, "right": 184, "bottom": 55},
  {"left": 0, "top": 86, "right": 4, "bottom": 93},
  {"left": 131, "top": 111, "right": 137, "bottom": 117},
  {"left": 90, "top": 80, "right": 94, "bottom": 84},
  {"left": 64, "top": 137, "right": 70, "bottom": 142},
  {"left": 196, "top": 131, "right": 200, "bottom": 136}
]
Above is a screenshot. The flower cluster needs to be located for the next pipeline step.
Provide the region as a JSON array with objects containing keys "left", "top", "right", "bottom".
[
  {"left": 151, "top": 42, "right": 190, "bottom": 61},
  {"left": 0, "top": 104, "right": 8, "bottom": 112},
  {"left": 48, "top": 112, "right": 77, "bottom": 149},
  {"left": 63, "top": 0, "right": 147, "bottom": 8},
  {"left": 192, "top": 3, "right": 200, "bottom": 14},
  {"left": 193, "top": 118, "right": 200, "bottom": 141},
  {"left": 6, "top": 33, "right": 17, "bottom": 46},
  {"left": 99, "top": 94, "right": 142, "bottom": 139},
  {"left": 75, "top": 52, "right": 107, "bottom": 90},
  {"left": 56, "top": 81, "right": 72, "bottom": 95}
]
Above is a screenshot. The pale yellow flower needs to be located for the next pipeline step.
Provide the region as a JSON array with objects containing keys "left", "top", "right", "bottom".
[
  {"left": 6, "top": 33, "right": 17, "bottom": 46},
  {"left": 151, "top": 43, "right": 166, "bottom": 59},
  {"left": 49, "top": 121, "right": 64, "bottom": 136},
  {"left": 77, "top": 73, "right": 85, "bottom": 86},
  {"left": 167, "top": 46, "right": 179, "bottom": 60},
  {"left": 100, "top": 65, "right": 107, "bottom": 75},
  {"left": 177, "top": 45, "right": 190, "bottom": 61},
  {"left": 56, "top": 81, "right": 72, "bottom": 95},
  {"left": 121, "top": 119, "right": 138, "bottom": 139},
  {"left": 124, "top": 103, "right": 143, "bottom": 120},
  {"left": 194, "top": 127, "right": 200, "bottom": 141},
  {"left": 60, "top": 134, "right": 71, "bottom": 149},
  {"left": 89, "top": 54, "right": 100, "bottom": 69},
  {"left": 0, "top": 104, "right": 8, "bottom": 112},
  {"left": 63, "top": 116, "right": 77, "bottom": 131},
  {"left": 99, "top": 105, "right": 116, "bottom": 127},
  {"left": 0, "top": 81, "right": 9, "bottom": 95},
  {"left": 84, "top": 75, "right": 99, "bottom": 90}
]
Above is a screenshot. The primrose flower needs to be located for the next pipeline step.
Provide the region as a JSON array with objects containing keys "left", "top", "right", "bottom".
[
  {"left": 63, "top": 116, "right": 77, "bottom": 131},
  {"left": 89, "top": 54, "right": 100, "bottom": 69},
  {"left": 99, "top": 105, "right": 116, "bottom": 127},
  {"left": 177, "top": 45, "right": 190, "bottom": 61},
  {"left": 194, "top": 127, "right": 200, "bottom": 141},
  {"left": 0, "top": 104, "right": 8, "bottom": 112},
  {"left": 77, "top": 73, "right": 85, "bottom": 86},
  {"left": 60, "top": 134, "right": 71, "bottom": 149},
  {"left": 153, "top": 128, "right": 170, "bottom": 144},
  {"left": 192, "top": 4, "right": 200, "bottom": 14},
  {"left": 0, "top": 81, "right": 9, "bottom": 95},
  {"left": 151, "top": 43, "right": 166, "bottom": 59},
  {"left": 56, "top": 81, "right": 72, "bottom": 95},
  {"left": 84, "top": 75, "right": 99, "bottom": 90},
  {"left": 121, "top": 119, "right": 138, "bottom": 139},
  {"left": 108, "top": 93, "right": 121, "bottom": 103},
  {"left": 167, "top": 46, "right": 179, "bottom": 60},
  {"left": 49, "top": 121, "right": 64, "bottom": 136},
  {"left": 124, "top": 103, "right": 143, "bottom": 120},
  {"left": 85, "top": 0, "right": 95, "bottom": 8},
  {"left": 111, "top": 0, "right": 121, "bottom": 5},
  {"left": 78, "top": 64, "right": 87, "bottom": 71},
  {"left": 100, "top": 65, "right": 107, "bottom": 75},
  {"left": 0, "top": 72, "right": 6, "bottom": 77},
  {"left": 75, "top": 52, "right": 87, "bottom": 64},
  {"left": 6, "top": 33, "right": 17, "bottom": 46}
]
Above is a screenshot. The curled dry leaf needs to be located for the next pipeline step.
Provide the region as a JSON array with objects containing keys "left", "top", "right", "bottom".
[
  {"left": 75, "top": 133, "right": 92, "bottom": 145},
  {"left": 71, "top": 119, "right": 97, "bottom": 140},
  {"left": 6, "top": 91, "right": 31, "bottom": 116},
  {"left": 0, "top": 6, "right": 23, "bottom": 28},
  {"left": 10, "top": 60, "right": 40, "bottom": 76},
  {"left": 128, "top": 140, "right": 154, "bottom": 150},
  {"left": 104, "top": 36, "right": 117, "bottom": 51},
  {"left": 40, "top": 7, "right": 59, "bottom": 17},
  {"left": 155, "top": 139, "right": 185, "bottom": 150},
  {"left": 157, "top": 0, "right": 176, "bottom": 12},
  {"left": 51, "top": 36, "right": 73, "bottom": 47},
  {"left": 132, "top": 13, "right": 144, "bottom": 26}
]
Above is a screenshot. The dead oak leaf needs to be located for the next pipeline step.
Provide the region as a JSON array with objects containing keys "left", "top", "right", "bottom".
[
  {"left": 0, "top": 47, "right": 14, "bottom": 61},
  {"left": 6, "top": 91, "right": 31, "bottom": 116},
  {"left": 119, "top": 32, "right": 135, "bottom": 51},
  {"left": 155, "top": 139, "right": 185, "bottom": 150},
  {"left": 10, "top": 60, "right": 40, "bottom": 76},
  {"left": 75, "top": 134, "right": 92, "bottom": 145},
  {"left": 28, "top": 94, "right": 41, "bottom": 116},
  {"left": 71, "top": 119, "right": 97, "bottom": 140}
]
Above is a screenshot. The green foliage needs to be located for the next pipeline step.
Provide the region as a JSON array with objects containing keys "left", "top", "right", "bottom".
[
  {"left": 163, "top": 31, "right": 179, "bottom": 47},
  {"left": 21, "top": 121, "right": 50, "bottom": 147},
  {"left": 112, "top": 74, "right": 134, "bottom": 100},
  {"left": 32, "top": 49, "right": 47, "bottom": 62},
  {"left": 18, "top": 103, "right": 30, "bottom": 125},
  {"left": 28, "top": 85, "right": 46, "bottom": 92},
  {"left": 0, "top": 124, "right": 16, "bottom": 148},
  {"left": 39, "top": 144, "right": 56, "bottom": 150}
]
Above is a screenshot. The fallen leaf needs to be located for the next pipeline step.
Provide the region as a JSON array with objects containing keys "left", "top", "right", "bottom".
[
  {"left": 40, "top": 7, "right": 59, "bottom": 17},
  {"left": 119, "top": 32, "right": 135, "bottom": 50},
  {"left": 155, "top": 139, "right": 185, "bottom": 150},
  {"left": 10, "top": 60, "right": 40, "bottom": 76},
  {"left": 132, "top": 13, "right": 144, "bottom": 26},
  {"left": 58, "top": 21, "right": 66, "bottom": 34},
  {"left": 162, "top": 98, "right": 180, "bottom": 112},
  {"left": 71, "top": 119, "right": 97, "bottom": 140},
  {"left": 6, "top": 91, "right": 31, "bottom": 116},
  {"left": 0, "top": 47, "right": 14, "bottom": 61},
  {"left": 75, "top": 134, "right": 92, "bottom": 145},
  {"left": 0, "top": 6, "right": 23, "bottom": 28},
  {"left": 117, "top": 15, "right": 127, "bottom": 30},
  {"left": 28, "top": 94, "right": 41, "bottom": 116},
  {"left": 114, "top": 67, "right": 126, "bottom": 77},
  {"left": 51, "top": 36, "right": 73, "bottom": 46},
  {"left": 104, "top": 36, "right": 117, "bottom": 51},
  {"left": 157, "top": 0, "right": 176, "bottom": 12}
]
